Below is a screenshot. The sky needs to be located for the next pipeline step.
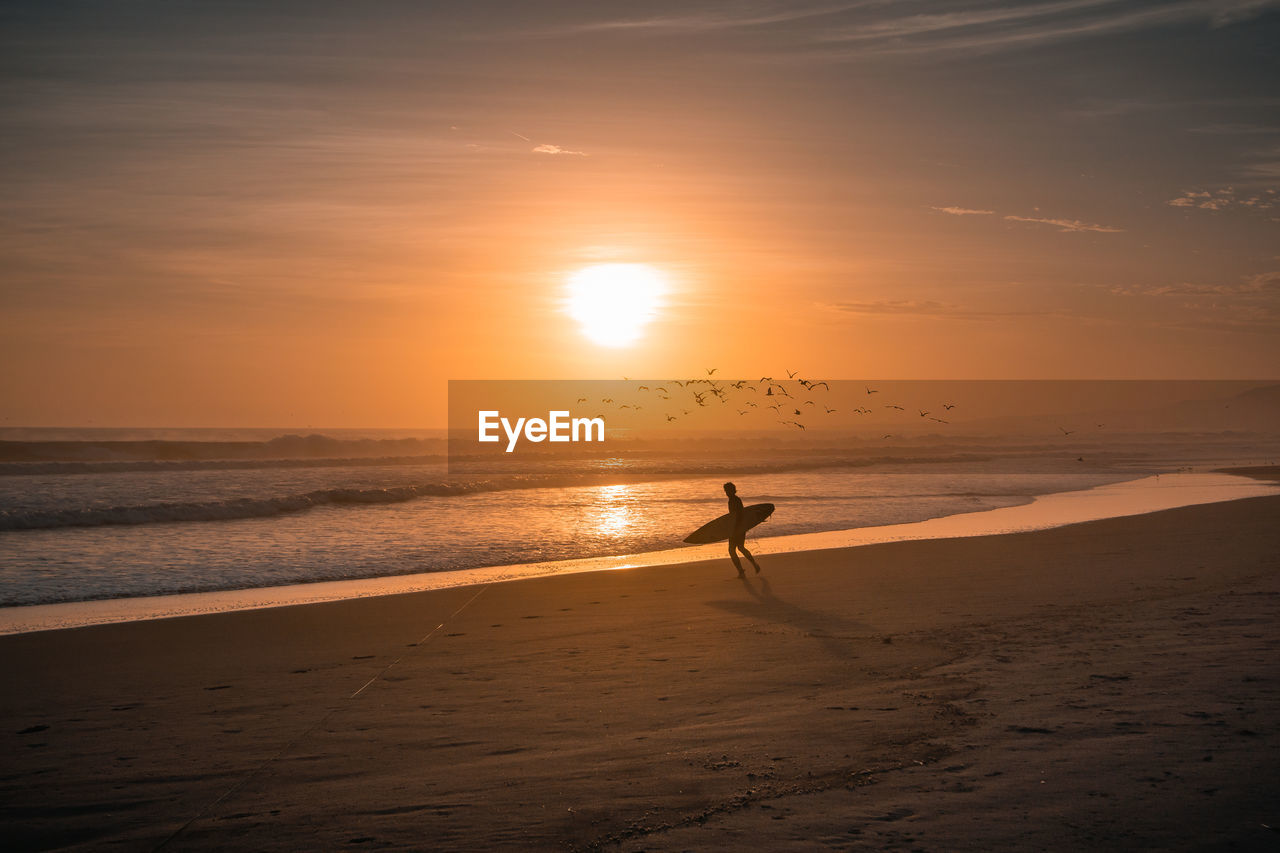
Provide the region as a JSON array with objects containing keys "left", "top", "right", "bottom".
[{"left": 2, "top": 0, "right": 1278, "bottom": 427}]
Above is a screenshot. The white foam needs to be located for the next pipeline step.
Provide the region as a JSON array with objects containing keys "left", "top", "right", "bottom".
[{"left": 1, "top": 472, "right": 1274, "bottom": 635}]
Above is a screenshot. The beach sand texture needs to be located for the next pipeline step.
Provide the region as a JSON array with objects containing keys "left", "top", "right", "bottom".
[{"left": 2, "top": 492, "right": 1279, "bottom": 851}]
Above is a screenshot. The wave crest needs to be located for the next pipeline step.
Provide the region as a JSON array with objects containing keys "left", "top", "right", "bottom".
[{"left": 0, "top": 482, "right": 479, "bottom": 531}]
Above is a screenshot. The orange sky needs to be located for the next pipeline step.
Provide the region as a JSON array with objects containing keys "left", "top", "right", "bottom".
[{"left": 2, "top": 2, "right": 1278, "bottom": 426}]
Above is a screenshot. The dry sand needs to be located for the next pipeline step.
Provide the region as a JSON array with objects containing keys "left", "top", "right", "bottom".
[{"left": 2, "top": 485, "right": 1278, "bottom": 851}]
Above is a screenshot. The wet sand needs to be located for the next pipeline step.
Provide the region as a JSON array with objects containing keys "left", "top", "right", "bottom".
[{"left": 2, "top": 488, "right": 1279, "bottom": 850}]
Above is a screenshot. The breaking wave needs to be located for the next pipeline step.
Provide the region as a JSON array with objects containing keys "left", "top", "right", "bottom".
[{"left": 0, "top": 481, "right": 483, "bottom": 531}]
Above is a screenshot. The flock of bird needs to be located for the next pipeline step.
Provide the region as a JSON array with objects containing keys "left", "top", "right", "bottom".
[{"left": 576, "top": 370, "right": 966, "bottom": 436}]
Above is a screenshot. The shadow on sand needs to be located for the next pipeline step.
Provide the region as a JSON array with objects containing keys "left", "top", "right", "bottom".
[{"left": 706, "top": 576, "right": 876, "bottom": 658}]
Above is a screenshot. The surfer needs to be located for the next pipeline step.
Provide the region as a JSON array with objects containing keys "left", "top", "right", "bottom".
[{"left": 723, "top": 482, "right": 762, "bottom": 577}]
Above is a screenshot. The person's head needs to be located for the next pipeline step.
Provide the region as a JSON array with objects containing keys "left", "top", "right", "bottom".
[{"left": 723, "top": 482, "right": 736, "bottom": 496}]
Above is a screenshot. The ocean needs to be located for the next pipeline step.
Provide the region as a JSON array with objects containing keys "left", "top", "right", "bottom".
[{"left": 0, "top": 428, "right": 1274, "bottom": 610}]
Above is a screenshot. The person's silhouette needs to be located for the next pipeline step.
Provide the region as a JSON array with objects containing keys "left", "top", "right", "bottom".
[{"left": 723, "top": 481, "right": 761, "bottom": 577}]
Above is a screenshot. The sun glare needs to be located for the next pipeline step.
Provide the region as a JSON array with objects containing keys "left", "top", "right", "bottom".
[{"left": 565, "top": 263, "right": 665, "bottom": 347}]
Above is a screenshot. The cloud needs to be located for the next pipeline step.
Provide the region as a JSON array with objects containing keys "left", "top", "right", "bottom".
[
  {"left": 496, "top": 0, "right": 1280, "bottom": 58},
  {"left": 931, "top": 206, "right": 994, "bottom": 215},
  {"left": 1209, "top": 0, "right": 1280, "bottom": 26},
  {"left": 532, "top": 143, "right": 587, "bottom": 156},
  {"left": 1187, "top": 122, "right": 1280, "bottom": 135},
  {"left": 528, "top": 3, "right": 868, "bottom": 37},
  {"left": 830, "top": 299, "right": 1064, "bottom": 320},
  {"left": 1067, "top": 97, "right": 1280, "bottom": 120},
  {"left": 1113, "top": 270, "right": 1280, "bottom": 297},
  {"left": 810, "top": 0, "right": 1280, "bottom": 57},
  {"left": 1167, "top": 187, "right": 1277, "bottom": 212},
  {"left": 933, "top": 205, "right": 1122, "bottom": 233},
  {"left": 1108, "top": 270, "right": 1280, "bottom": 331},
  {"left": 1003, "top": 214, "right": 1124, "bottom": 233}
]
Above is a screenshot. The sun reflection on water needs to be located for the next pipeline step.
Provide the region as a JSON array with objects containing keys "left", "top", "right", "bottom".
[{"left": 589, "top": 484, "right": 635, "bottom": 538}]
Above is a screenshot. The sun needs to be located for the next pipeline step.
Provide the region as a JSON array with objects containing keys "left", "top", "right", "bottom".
[{"left": 565, "top": 263, "right": 666, "bottom": 347}]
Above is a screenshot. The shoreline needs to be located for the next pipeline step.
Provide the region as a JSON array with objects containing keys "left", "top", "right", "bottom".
[
  {"left": 2, "top": 469, "right": 1275, "bottom": 636},
  {"left": 2, "top": 488, "right": 1277, "bottom": 850}
]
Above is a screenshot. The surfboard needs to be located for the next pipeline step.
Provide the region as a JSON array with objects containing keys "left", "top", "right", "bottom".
[{"left": 683, "top": 503, "right": 775, "bottom": 544}]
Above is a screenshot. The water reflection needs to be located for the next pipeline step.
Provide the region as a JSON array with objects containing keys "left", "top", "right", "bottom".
[{"left": 588, "top": 484, "right": 635, "bottom": 538}]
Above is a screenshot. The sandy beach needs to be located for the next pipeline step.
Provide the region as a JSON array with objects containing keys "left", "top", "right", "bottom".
[{"left": 3, "top": 484, "right": 1279, "bottom": 851}]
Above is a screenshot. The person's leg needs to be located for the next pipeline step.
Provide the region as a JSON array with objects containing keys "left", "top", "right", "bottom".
[
  {"left": 739, "top": 542, "right": 761, "bottom": 573},
  {"left": 728, "top": 542, "right": 745, "bottom": 576}
]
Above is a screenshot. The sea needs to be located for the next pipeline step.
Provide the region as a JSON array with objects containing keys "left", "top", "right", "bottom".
[{"left": 0, "top": 428, "right": 1275, "bottom": 613}]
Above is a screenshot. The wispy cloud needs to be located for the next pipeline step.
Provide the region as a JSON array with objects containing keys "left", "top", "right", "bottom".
[
  {"left": 931, "top": 205, "right": 994, "bottom": 215},
  {"left": 830, "top": 299, "right": 1068, "bottom": 320},
  {"left": 1067, "top": 96, "right": 1280, "bottom": 120},
  {"left": 532, "top": 143, "right": 588, "bottom": 156},
  {"left": 1238, "top": 147, "right": 1280, "bottom": 184},
  {"left": 1004, "top": 214, "right": 1124, "bottom": 233},
  {"left": 1187, "top": 122, "right": 1280, "bottom": 135},
  {"left": 507, "top": 2, "right": 874, "bottom": 38},
  {"left": 811, "top": 0, "right": 1280, "bottom": 57},
  {"left": 1109, "top": 270, "right": 1280, "bottom": 331},
  {"left": 1113, "top": 270, "right": 1280, "bottom": 297},
  {"left": 935, "top": 204, "right": 1124, "bottom": 233},
  {"left": 493, "top": 0, "right": 1280, "bottom": 57},
  {"left": 817, "top": 0, "right": 1124, "bottom": 45}
]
